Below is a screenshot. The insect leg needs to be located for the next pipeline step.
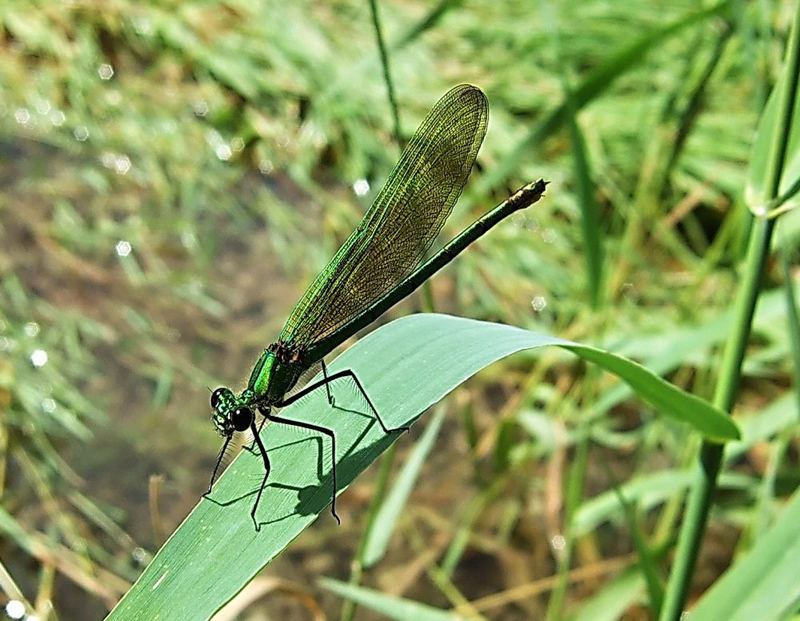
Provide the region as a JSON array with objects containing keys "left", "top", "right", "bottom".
[
  {"left": 265, "top": 412, "right": 340, "bottom": 524},
  {"left": 277, "top": 369, "right": 409, "bottom": 434},
  {"left": 321, "top": 359, "right": 335, "bottom": 406},
  {"left": 204, "top": 434, "right": 232, "bottom": 497},
  {"left": 249, "top": 419, "right": 271, "bottom": 532}
]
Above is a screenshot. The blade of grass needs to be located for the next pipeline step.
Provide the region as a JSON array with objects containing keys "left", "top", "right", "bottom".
[
  {"left": 340, "top": 442, "right": 398, "bottom": 621},
  {"left": 687, "top": 488, "right": 800, "bottom": 621},
  {"left": 544, "top": 39, "right": 606, "bottom": 606},
  {"left": 573, "top": 470, "right": 752, "bottom": 537},
  {"left": 659, "top": 5, "right": 800, "bottom": 618},
  {"left": 393, "top": 0, "right": 464, "bottom": 50},
  {"left": 567, "top": 568, "right": 645, "bottom": 621},
  {"left": 369, "top": 0, "right": 402, "bottom": 148},
  {"left": 544, "top": 393, "right": 590, "bottom": 621},
  {"left": 611, "top": 484, "right": 664, "bottom": 614},
  {"left": 614, "top": 21, "right": 733, "bottom": 292},
  {"left": 746, "top": 58, "right": 800, "bottom": 212},
  {"left": 321, "top": 577, "right": 468, "bottom": 621},
  {"left": 659, "top": 222, "right": 776, "bottom": 620},
  {"left": 367, "top": 0, "right": 439, "bottom": 317},
  {"left": 362, "top": 407, "right": 447, "bottom": 567},
  {"left": 475, "top": 0, "right": 735, "bottom": 195},
  {"left": 107, "top": 314, "right": 737, "bottom": 619},
  {"left": 573, "top": 389, "right": 795, "bottom": 538},
  {"left": 781, "top": 254, "right": 800, "bottom": 415},
  {"left": 0, "top": 560, "right": 34, "bottom": 618},
  {"left": 438, "top": 469, "right": 510, "bottom": 579},
  {"left": 565, "top": 83, "right": 604, "bottom": 309}
]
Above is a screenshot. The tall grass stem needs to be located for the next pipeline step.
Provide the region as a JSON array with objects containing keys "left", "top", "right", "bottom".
[{"left": 658, "top": 4, "right": 800, "bottom": 618}]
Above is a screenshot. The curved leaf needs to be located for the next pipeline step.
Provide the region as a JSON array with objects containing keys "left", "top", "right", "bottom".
[{"left": 107, "top": 314, "right": 738, "bottom": 620}]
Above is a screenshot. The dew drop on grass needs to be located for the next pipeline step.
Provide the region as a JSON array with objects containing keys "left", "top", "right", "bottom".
[
  {"left": 215, "top": 144, "right": 232, "bottom": 161},
  {"left": 115, "top": 240, "right": 132, "bottom": 257},
  {"left": 30, "top": 349, "right": 48, "bottom": 367},
  {"left": 98, "top": 63, "right": 114, "bottom": 80},
  {"left": 531, "top": 295, "right": 547, "bottom": 312},
  {"left": 353, "top": 178, "right": 370, "bottom": 196},
  {"left": 49, "top": 110, "right": 66, "bottom": 126},
  {"left": 14, "top": 108, "right": 30, "bottom": 125},
  {"left": 5, "top": 600, "right": 26, "bottom": 620}
]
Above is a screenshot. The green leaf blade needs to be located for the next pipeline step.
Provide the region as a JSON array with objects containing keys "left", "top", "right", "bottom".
[
  {"left": 689, "top": 489, "right": 800, "bottom": 621},
  {"left": 108, "top": 314, "right": 738, "bottom": 619}
]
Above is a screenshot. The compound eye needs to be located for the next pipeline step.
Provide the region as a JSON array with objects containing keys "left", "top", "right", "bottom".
[
  {"left": 210, "top": 387, "right": 226, "bottom": 409},
  {"left": 231, "top": 406, "right": 253, "bottom": 432}
]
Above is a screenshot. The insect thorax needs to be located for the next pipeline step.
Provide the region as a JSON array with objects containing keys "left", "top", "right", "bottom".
[{"left": 247, "top": 341, "right": 309, "bottom": 405}]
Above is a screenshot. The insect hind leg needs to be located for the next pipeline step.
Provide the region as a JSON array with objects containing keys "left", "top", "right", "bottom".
[
  {"left": 265, "top": 411, "right": 340, "bottom": 524},
  {"left": 277, "top": 366, "right": 409, "bottom": 434}
]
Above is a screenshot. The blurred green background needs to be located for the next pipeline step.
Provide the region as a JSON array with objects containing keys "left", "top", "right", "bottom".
[{"left": 0, "top": 1, "right": 796, "bottom": 619}]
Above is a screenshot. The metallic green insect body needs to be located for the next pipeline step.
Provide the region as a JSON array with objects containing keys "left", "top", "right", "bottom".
[{"left": 205, "top": 85, "right": 547, "bottom": 530}]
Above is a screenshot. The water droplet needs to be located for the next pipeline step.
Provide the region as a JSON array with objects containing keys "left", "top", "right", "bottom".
[
  {"left": 30, "top": 349, "right": 48, "bottom": 368},
  {"left": 230, "top": 136, "right": 244, "bottom": 152},
  {"left": 114, "top": 154, "right": 131, "bottom": 175},
  {"left": 35, "top": 99, "right": 51, "bottom": 115},
  {"left": 181, "top": 230, "right": 197, "bottom": 249},
  {"left": 5, "top": 599, "right": 26, "bottom": 619},
  {"left": 258, "top": 159, "right": 274, "bottom": 174},
  {"left": 115, "top": 240, "right": 132, "bottom": 257},
  {"left": 193, "top": 100, "right": 209, "bottom": 117},
  {"left": 621, "top": 282, "right": 638, "bottom": 302},
  {"left": 353, "top": 178, "right": 370, "bottom": 197},
  {"left": 531, "top": 295, "right": 547, "bottom": 312},
  {"left": 24, "top": 322, "right": 40, "bottom": 337},
  {"left": 523, "top": 217, "right": 540, "bottom": 232},
  {"left": 49, "top": 109, "right": 66, "bottom": 126},
  {"left": 311, "top": 127, "right": 326, "bottom": 148},
  {"left": 14, "top": 108, "right": 31, "bottom": 125},
  {"left": 74, "top": 126, "right": 89, "bottom": 142},
  {"left": 132, "top": 547, "right": 148, "bottom": 563},
  {"left": 551, "top": 534, "right": 566, "bottom": 551},
  {"left": 98, "top": 63, "right": 114, "bottom": 80},
  {"left": 41, "top": 398, "right": 57, "bottom": 413},
  {"left": 215, "top": 144, "right": 232, "bottom": 161},
  {"left": 132, "top": 16, "right": 153, "bottom": 35}
]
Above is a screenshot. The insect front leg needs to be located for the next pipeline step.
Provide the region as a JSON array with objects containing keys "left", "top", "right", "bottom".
[{"left": 204, "top": 434, "right": 232, "bottom": 497}]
